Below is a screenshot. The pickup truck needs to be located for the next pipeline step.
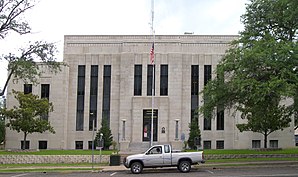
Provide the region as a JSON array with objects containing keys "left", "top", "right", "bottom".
[{"left": 123, "top": 144, "right": 205, "bottom": 174}]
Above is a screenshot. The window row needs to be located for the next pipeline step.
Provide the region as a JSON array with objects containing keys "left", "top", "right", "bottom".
[
  {"left": 202, "top": 140, "right": 279, "bottom": 149},
  {"left": 134, "top": 64, "right": 168, "bottom": 96},
  {"left": 76, "top": 65, "right": 111, "bottom": 131},
  {"left": 24, "top": 84, "right": 50, "bottom": 99}
]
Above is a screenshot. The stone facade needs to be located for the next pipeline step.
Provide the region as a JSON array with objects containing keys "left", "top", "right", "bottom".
[{"left": 5, "top": 35, "right": 296, "bottom": 151}]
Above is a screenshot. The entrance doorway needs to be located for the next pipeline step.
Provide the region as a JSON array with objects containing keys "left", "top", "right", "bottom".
[{"left": 143, "top": 109, "right": 158, "bottom": 142}]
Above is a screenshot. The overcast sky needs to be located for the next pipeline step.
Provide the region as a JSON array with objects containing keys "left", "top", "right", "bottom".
[{"left": 0, "top": 0, "right": 248, "bottom": 92}]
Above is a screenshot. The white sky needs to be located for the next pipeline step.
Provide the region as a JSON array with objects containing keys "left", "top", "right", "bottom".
[{"left": 0, "top": 0, "right": 248, "bottom": 92}]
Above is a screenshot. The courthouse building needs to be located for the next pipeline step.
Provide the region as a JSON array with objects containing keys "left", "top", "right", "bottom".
[{"left": 5, "top": 35, "right": 295, "bottom": 151}]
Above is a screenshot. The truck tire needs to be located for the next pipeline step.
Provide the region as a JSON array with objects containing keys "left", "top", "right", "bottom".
[
  {"left": 130, "top": 162, "right": 143, "bottom": 174},
  {"left": 178, "top": 160, "right": 191, "bottom": 173}
]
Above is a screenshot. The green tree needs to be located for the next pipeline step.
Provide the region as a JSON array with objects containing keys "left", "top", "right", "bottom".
[
  {"left": 95, "top": 118, "right": 113, "bottom": 150},
  {"left": 0, "top": 91, "right": 5, "bottom": 145},
  {"left": 0, "top": 117, "right": 4, "bottom": 145},
  {"left": 1, "top": 90, "right": 55, "bottom": 149},
  {"left": 188, "top": 116, "right": 201, "bottom": 150},
  {"left": 199, "top": 0, "right": 297, "bottom": 148},
  {"left": 0, "top": 0, "right": 62, "bottom": 96}
]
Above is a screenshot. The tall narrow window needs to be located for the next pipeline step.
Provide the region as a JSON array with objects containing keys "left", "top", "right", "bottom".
[
  {"left": 76, "top": 65, "right": 85, "bottom": 131},
  {"left": 204, "top": 65, "right": 212, "bottom": 86},
  {"left": 204, "top": 65, "right": 212, "bottom": 130},
  {"left": 24, "top": 84, "right": 32, "bottom": 94},
  {"left": 41, "top": 84, "right": 50, "bottom": 99},
  {"left": 89, "top": 65, "right": 98, "bottom": 131},
  {"left": 160, "top": 65, "right": 168, "bottom": 96},
  {"left": 102, "top": 65, "right": 111, "bottom": 127},
  {"left": 216, "top": 106, "right": 224, "bottom": 130},
  {"left": 191, "top": 65, "right": 199, "bottom": 122},
  {"left": 147, "top": 65, "right": 155, "bottom": 96},
  {"left": 134, "top": 65, "right": 142, "bottom": 96},
  {"left": 41, "top": 84, "right": 50, "bottom": 121}
]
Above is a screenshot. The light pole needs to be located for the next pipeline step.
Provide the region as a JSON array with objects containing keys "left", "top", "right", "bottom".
[
  {"left": 90, "top": 112, "right": 95, "bottom": 170},
  {"left": 99, "top": 133, "right": 103, "bottom": 163}
]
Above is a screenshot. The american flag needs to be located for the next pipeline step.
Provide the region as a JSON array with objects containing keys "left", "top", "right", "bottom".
[{"left": 150, "top": 43, "right": 154, "bottom": 64}]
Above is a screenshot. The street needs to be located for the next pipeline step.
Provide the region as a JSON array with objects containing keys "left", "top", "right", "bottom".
[{"left": 1, "top": 165, "right": 298, "bottom": 177}]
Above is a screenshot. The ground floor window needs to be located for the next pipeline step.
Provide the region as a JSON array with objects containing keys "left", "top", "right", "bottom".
[
  {"left": 21, "top": 141, "right": 30, "bottom": 149},
  {"left": 75, "top": 141, "right": 83, "bottom": 149},
  {"left": 269, "top": 140, "right": 278, "bottom": 148},
  {"left": 38, "top": 141, "right": 47, "bottom": 149},
  {"left": 216, "top": 140, "right": 224, "bottom": 149},
  {"left": 88, "top": 141, "right": 95, "bottom": 149},
  {"left": 143, "top": 109, "right": 158, "bottom": 142},
  {"left": 252, "top": 140, "right": 261, "bottom": 149},
  {"left": 203, "top": 140, "right": 211, "bottom": 149}
]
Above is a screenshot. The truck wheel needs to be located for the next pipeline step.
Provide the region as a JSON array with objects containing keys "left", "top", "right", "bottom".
[
  {"left": 130, "top": 162, "right": 143, "bottom": 174},
  {"left": 178, "top": 160, "right": 191, "bottom": 173}
]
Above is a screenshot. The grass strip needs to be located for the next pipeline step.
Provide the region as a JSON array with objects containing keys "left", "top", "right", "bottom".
[{"left": 0, "top": 150, "right": 114, "bottom": 155}]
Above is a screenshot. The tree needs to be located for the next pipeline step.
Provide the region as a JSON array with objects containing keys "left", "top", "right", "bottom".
[
  {"left": 199, "top": 0, "right": 298, "bottom": 148},
  {"left": 1, "top": 90, "right": 55, "bottom": 149},
  {"left": 188, "top": 115, "right": 201, "bottom": 150},
  {"left": 0, "top": 117, "right": 4, "bottom": 145},
  {"left": 95, "top": 118, "right": 113, "bottom": 150},
  {"left": 0, "top": 0, "right": 62, "bottom": 96},
  {"left": 0, "top": 93, "right": 4, "bottom": 144}
]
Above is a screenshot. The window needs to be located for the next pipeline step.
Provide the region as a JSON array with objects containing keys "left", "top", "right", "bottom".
[
  {"left": 41, "top": 84, "right": 50, "bottom": 121},
  {"left": 148, "top": 146, "right": 162, "bottom": 154},
  {"left": 252, "top": 140, "right": 261, "bottom": 149},
  {"left": 175, "top": 120, "right": 179, "bottom": 140},
  {"left": 75, "top": 141, "right": 83, "bottom": 149},
  {"left": 191, "top": 65, "right": 199, "bottom": 95},
  {"left": 216, "top": 106, "right": 224, "bottom": 130},
  {"left": 164, "top": 145, "right": 170, "bottom": 153},
  {"left": 147, "top": 65, "right": 155, "bottom": 96},
  {"left": 204, "top": 65, "right": 212, "bottom": 86},
  {"left": 89, "top": 65, "right": 98, "bottom": 131},
  {"left": 38, "top": 141, "right": 47, "bottom": 149},
  {"left": 204, "top": 114, "right": 211, "bottom": 130},
  {"left": 143, "top": 109, "right": 158, "bottom": 142},
  {"left": 88, "top": 141, "right": 95, "bottom": 149},
  {"left": 269, "top": 140, "right": 278, "bottom": 148},
  {"left": 41, "top": 84, "right": 50, "bottom": 99},
  {"left": 134, "top": 65, "right": 142, "bottom": 96},
  {"left": 216, "top": 141, "right": 224, "bottom": 149},
  {"left": 21, "top": 141, "right": 30, "bottom": 149},
  {"left": 203, "top": 141, "right": 211, "bottom": 149},
  {"left": 24, "top": 84, "right": 32, "bottom": 94},
  {"left": 76, "top": 65, "right": 85, "bottom": 131},
  {"left": 102, "top": 65, "right": 111, "bottom": 127},
  {"left": 160, "top": 65, "right": 168, "bottom": 96},
  {"left": 191, "top": 65, "right": 199, "bottom": 122}
]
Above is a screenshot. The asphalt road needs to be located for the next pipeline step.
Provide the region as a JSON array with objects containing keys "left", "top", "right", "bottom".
[{"left": 1, "top": 165, "right": 298, "bottom": 177}]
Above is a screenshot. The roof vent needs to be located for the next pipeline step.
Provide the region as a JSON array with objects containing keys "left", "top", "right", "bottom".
[{"left": 184, "top": 32, "right": 194, "bottom": 35}]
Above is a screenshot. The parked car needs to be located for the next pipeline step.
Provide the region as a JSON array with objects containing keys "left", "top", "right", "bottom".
[
  {"left": 295, "top": 134, "right": 298, "bottom": 146},
  {"left": 123, "top": 144, "right": 205, "bottom": 174}
]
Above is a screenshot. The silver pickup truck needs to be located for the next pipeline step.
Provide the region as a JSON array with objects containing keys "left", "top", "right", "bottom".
[{"left": 123, "top": 144, "right": 205, "bottom": 174}]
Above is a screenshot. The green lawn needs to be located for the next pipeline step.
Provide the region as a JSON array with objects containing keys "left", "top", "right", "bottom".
[
  {"left": 0, "top": 149, "right": 115, "bottom": 155},
  {"left": 203, "top": 148, "right": 298, "bottom": 155}
]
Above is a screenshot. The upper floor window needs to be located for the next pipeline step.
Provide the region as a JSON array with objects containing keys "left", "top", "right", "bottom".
[
  {"left": 160, "top": 65, "right": 168, "bottom": 96},
  {"left": 147, "top": 65, "right": 155, "bottom": 96},
  {"left": 41, "top": 84, "right": 50, "bottom": 99},
  {"left": 24, "top": 84, "right": 32, "bottom": 94},
  {"left": 134, "top": 65, "right": 142, "bottom": 96}
]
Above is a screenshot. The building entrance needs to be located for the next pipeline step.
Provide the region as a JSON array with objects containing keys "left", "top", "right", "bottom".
[{"left": 143, "top": 109, "right": 158, "bottom": 142}]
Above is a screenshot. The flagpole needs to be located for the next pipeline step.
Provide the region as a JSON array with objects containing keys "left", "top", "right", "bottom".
[{"left": 150, "top": 0, "right": 155, "bottom": 148}]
